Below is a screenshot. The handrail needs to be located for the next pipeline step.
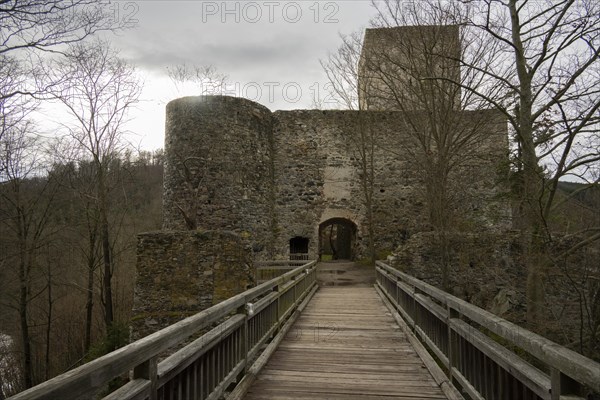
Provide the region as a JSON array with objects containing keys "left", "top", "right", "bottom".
[
  {"left": 10, "top": 260, "right": 319, "bottom": 400},
  {"left": 255, "top": 260, "right": 308, "bottom": 283},
  {"left": 375, "top": 261, "right": 600, "bottom": 400},
  {"left": 256, "top": 260, "right": 309, "bottom": 266}
]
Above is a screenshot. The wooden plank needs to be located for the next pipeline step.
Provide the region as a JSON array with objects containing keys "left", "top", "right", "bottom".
[
  {"left": 228, "top": 284, "right": 319, "bottom": 400},
  {"left": 241, "top": 286, "right": 452, "bottom": 400}
]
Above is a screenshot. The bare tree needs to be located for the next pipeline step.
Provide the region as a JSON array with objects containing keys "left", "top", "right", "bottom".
[
  {"left": 321, "top": 2, "right": 506, "bottom": 286},
  {"left": 319, "top": 32, "right": 379, "bottom": 263},
  {"left": 381, "top": 5, "right": 504, "bottom": 289},
  {"left": 420, "top": 0, "right": 600, "bottom": 327},
  {"left": 355, "top": 114, "right": 378, "bottom": 263},
  {"left": 365, "top": 0, "right": 600, "bottom": 335},
  {"left": 0, "top": 0, "right": 120, "bottom": 102},
  {"left": 320, "top": 32, "right": 365, "bottom": 110},
  {"left": 0, "top": 56, "right": 38, "bottom": 149},
  {"left": 55, "top": 157, "right": 102, "bottom": 354},
  {"left": 49, "top": 38, "right": 141, "bottom": 339},
  {"left": 0, "top": 122, "right": 60, "bottom": 389},
  {"left": 167, "top": 64, "right": 229, "bottom": 97}
]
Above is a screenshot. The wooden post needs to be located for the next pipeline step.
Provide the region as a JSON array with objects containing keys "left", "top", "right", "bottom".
[
  {"left": 274, "top": 283, "right": 282, "bottom": 333},
  {"left": 551, "top": 368, "right": 583, "bottom": 400},
  {"left": 238, "top": 305, "right": 249, "bottom": 378},
  {"left": 133, "top": 357, "right": 157, "bottom": 400},
  {"left": 447, "top": 305, "right": 459, "bottom": 382},
  {"left": 413, "top": 285, "right": 420, "bottom": 334},
  {"left": 293, "top": 276, "right": 297, "bottom": 304}
]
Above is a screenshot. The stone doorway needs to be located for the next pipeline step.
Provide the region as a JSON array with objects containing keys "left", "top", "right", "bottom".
[
  {"left": 319, "top": 218, "right": 356, "bottom": 260},
  {"left": 289, "top": 236, "right": 309, "bottom": 260}
]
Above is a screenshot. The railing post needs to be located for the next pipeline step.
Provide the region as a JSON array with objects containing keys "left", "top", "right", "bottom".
[
  {"left": 293, "top": 275, "right": 298, "bottom": 303},
  {"left": 413, "top": 285, "right": 420, "bottom": 334},
  {"left": 551, "top": 368, "right": 583, "bottom": 400},
  {"left": 133, "top": 357, "right": 157, "bottom": 400},
  {"left": 395, "top": 275, "right": 402, "bottom": 308},
  {"left": 274, "top": 283, "right": 282, "bottom": 332},
  {"left": 447, "top": 304, "right": 459, "bottom": 382},
  {"left": 238, "top": 304, "right": 249, "bottom": 378}
]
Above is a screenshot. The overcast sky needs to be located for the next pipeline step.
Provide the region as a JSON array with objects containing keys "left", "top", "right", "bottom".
[{"left": 87, "top": 1, "right": 380, "bottom": 150}]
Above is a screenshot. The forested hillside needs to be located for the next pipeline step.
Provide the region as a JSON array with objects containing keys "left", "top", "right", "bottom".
[{"left": 0, "top": 151, "right": 163, "bottom": 394}]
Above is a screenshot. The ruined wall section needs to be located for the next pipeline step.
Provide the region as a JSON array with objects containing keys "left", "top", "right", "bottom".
[
  {"left": 132, "top": 230, "right": 253, "bottom": 339},
  {"left": 450, "top": 109, "right": 512, "bottom": 229},
  {"left": 270, "top": 110, "right": 326, "bottom": 258},
  {"left": 271, "top": 110, "right": 427, "bottom": 259},
  {"left": 365, "top": 111, "right": 427, "bottom": 252},
  {"left": 359, "top": 25, "right": 461, "bottom": 111},
  {"left": 272, "top": 110, "right": 359, "bottom": 258},
  {"left": 163, "top": 96, "right": 275, "bottom": 257},
  {"left": 391, "top": 231, "right": 524, "bottom": 314}
]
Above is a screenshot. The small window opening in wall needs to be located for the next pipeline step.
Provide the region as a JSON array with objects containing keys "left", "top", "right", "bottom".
[{"left": 289, "top": 236, "right": 309, "bottom": 260}]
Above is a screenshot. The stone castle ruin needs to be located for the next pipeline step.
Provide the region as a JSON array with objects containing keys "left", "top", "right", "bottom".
[{"left": 133, "top": 25, "right": 510, "bottom": 336}]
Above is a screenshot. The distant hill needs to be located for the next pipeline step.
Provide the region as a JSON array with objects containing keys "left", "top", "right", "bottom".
[
  {"left": 552, "top": 181, "right": 600, "bottom": 232},
  {"left": 557, "top": 181, "right": 600, "bottom": 209}
]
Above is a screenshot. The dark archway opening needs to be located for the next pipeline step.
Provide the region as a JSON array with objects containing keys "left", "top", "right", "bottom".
[
  {"left": 319, "top": 218, "right": 357, "bottom": 260},
  {"left": 289, "top": 236, "right": 309, "bottom": 260}
]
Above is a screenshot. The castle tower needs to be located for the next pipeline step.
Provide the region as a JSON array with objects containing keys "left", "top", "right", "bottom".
[
  {"left": 358, "top": 25, "right": 461, "bottom": 111},
  {"left": 163, "top": 96, "right": 275, "bottom": 253}
]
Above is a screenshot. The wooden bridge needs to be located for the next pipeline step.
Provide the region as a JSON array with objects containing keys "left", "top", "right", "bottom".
[{"left": 9, "top": 261, "right": 600, "bottom": 400}]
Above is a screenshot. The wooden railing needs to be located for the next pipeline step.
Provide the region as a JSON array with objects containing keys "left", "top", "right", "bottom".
[
  {"left": 255, "top": 260, "right": 309, "bottom": 283},
  {"left": 375, "top": 261, "right": 600, "bottom": 400},
  {"left": 10, "top": 260, "right": 318, "bottom": 400}
]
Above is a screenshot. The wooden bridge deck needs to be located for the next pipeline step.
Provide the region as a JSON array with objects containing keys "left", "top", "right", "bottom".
[{"left": 243, "top": 286, "right": 449, "bottom": 400}]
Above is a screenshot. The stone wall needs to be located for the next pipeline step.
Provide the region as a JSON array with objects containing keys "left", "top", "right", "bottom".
[
  {"left": 161, "top": 96, "right": 509, "bottom": 262},
  {"left": 390, "top": 230, "right": 526, "bottom": 319},
  {"left": 359, "top": 25, "right": 461, "bottom": 111},
  {"left": 132, "top": 230, "right": 253, "bottom": 339},
  {"left": 271, "top": 109, "right": 425, "bottom": 258}
]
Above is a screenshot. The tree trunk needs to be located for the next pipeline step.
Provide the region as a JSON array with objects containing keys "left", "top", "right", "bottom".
[
  {"left": 362, "top": 147, "right": 376, "bottom": 264},
  {"left": 84, "top": 222, "right": 97, "bottom": 354},
  {"left": 366, "top": 203, "right": 376, "bottom": 263},
  {"left": 84, "top": 255, "right": 94, "bottom": 353},
  {"left": 45, "top": 266, "right": 52, "bottom": 380},
  {"left": 0, "top": 370, "right": 6, "bottom": 400},
  {"left": 509, "top": 0, "right": 547, "bottom": 328},
  {"left": 439, "top": 230, "right": 450, "bottom": 290},
  {"left": 98, "top": 170, "right": 114, "bottom": 337},
  {"left": 357, "top": 113, "right": 376, "bottom": 264},
  {"left": 18, "top": 257, "right": 32, "bottom": 389},
  {"left": 426, "top": 158, "right": 451, "bottom": 290},
  {"left": 329, "top": 225, "right": 337, "bottom": 260},
  {"left": 17, "top": 204, "right": 33, "bottom": 389},
  {"left": 101, "top": 216, "right": 113, "bottom": 333}
]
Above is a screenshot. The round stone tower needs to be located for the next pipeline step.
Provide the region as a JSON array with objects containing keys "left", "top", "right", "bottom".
[{"left": 163, "top": 96, "right": 275, "bottom": 254}]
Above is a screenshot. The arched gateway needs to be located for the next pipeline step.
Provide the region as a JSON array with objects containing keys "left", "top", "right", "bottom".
[{"left": 319, "top": 218, "right": 357, "bottom": 260}]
